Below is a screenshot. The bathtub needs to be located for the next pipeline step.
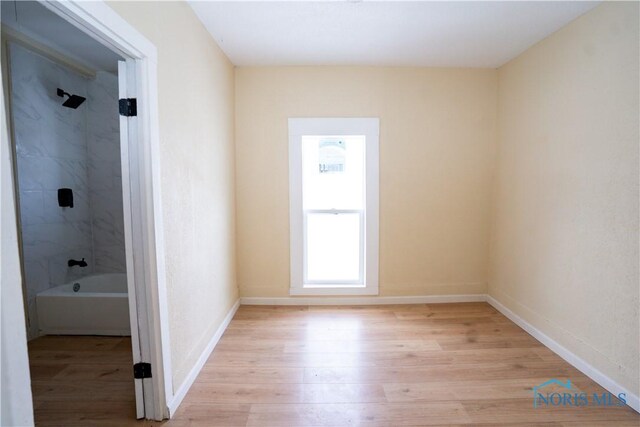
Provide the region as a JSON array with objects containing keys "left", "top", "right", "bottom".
[{"left": 36, "top": 273, "right": 131, "bottom": 336}]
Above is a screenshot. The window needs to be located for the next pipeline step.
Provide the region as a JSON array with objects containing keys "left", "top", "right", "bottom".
[{"left": 289, "top": 118, "right": 379, "bottom": 295}]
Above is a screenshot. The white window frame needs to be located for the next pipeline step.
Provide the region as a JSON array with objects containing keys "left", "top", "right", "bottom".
[{"left": 289, "top": 118, "right": 379, "bottom": 296}]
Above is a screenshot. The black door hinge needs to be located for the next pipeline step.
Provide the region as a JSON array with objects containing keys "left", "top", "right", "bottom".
[
  {"left": 119, "top": 98, "right": 137, "bottom": 117},
  {"left": 133, "top": 362, "right": 152, "bottom": 379}
]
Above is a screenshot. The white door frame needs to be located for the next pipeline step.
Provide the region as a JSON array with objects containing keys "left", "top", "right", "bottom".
[{"left": 1, "top": 1, "right": 172, "bottom": 421}]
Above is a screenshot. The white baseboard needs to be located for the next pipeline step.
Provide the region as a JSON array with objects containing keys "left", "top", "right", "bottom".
[
  {"left": 167, "top": 299, "right": 240, "bottom": 417},
  {"left": 240, "top": 294, "right": 487, "bottom": 306},
  {"left": 39, "top": 329, "right": 131, "bottom": 336},
  {"left": 487, "top": 295, "right": 639, "bottom": 414}
]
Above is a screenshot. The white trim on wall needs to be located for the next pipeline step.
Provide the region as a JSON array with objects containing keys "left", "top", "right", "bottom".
[
  {"left": 1, "top": 26, "right": 97, "bottom": 77},
  {"left": 241, "top": 294, "right": 486, "bottom": 306},
  {"left": 40, "top": 1, "right": 156, "bottom": 63},
  {"left": 167, "top": 299, "right": 240, "bottom": 417},
  {"left": 487, "top": 295, "right": 640, "bottom": 414}
]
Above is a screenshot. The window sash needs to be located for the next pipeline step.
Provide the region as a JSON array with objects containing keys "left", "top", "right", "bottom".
[{"left": 303, "top": 209, "right": 365, "bottom": 286}]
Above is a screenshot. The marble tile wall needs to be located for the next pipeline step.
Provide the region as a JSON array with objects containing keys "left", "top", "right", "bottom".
[
  {"left": 9, "top": 44, "right": 125, "bottom": 339},
  {"left": 87, "top": 71, "right": 126, "bottom": 274}
]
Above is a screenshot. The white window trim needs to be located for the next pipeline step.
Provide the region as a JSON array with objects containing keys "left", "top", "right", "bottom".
[{"left": 288, "top": 118, "right": 379, "bottom": 296}]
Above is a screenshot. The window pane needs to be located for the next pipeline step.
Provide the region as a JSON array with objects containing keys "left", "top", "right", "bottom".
[
  {"left": 302, "top": 136, "right": 365, "bottom": 210},
  {"left": 306, "top": 212, "right": 361, "bottom": 282}
]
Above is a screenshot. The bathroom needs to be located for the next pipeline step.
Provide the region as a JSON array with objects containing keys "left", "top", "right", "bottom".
[
  {"left": 1, "top": 1, "right": 146, "bottom": 418},
  {"left": 3, "top": 2, "right": 130, "bottom": 340}
]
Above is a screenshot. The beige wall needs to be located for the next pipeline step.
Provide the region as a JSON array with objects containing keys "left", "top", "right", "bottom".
[
  {"left": 107, "top": 2, "right": 238, "bottom": 390},
  {"left": 236, "top": 67, "right": 497, "bottom": 297},
  {"left": 490, "top": 1, "right": 639, "bottom": 394}
]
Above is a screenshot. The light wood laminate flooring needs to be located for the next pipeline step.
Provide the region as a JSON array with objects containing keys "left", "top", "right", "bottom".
[{"left": 28, "top": 303, "right": 640, "bottom": 426}]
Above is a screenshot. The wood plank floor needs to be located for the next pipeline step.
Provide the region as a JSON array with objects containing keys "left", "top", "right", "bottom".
[{"left": 28, "top": 303, "right": 639, "bottom": 426}]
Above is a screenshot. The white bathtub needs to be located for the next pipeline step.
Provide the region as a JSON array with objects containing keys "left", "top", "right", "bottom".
[{"left": 36, "top": 273, "right": 131, "bottom": 336}]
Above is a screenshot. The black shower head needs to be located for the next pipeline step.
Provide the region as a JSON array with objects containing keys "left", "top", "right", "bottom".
[
  {"left": 56, "top": 88, "right": 86, "bottom": 109},
  {"left": 62, "top": 95, "right": 86, "bottom": 109}
]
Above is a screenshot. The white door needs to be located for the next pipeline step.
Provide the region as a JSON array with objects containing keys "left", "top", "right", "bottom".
[{"left": 118, "top": 59, "right": 146, "bottom": 419}]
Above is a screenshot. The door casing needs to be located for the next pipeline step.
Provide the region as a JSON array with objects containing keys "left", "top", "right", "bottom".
[{"left": 1, "top": 1, "right": 172, "bottom": 421}]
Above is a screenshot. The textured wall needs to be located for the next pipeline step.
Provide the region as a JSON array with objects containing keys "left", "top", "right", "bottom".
[
  {"left": 235, "top": 67, "right": 497, "bottom": 297},
  {"left": 107, "top": 1, "right": 238, "bottom": 391},
  {"left": 490, "top": 2, "right": 639, "bottom": 394}
]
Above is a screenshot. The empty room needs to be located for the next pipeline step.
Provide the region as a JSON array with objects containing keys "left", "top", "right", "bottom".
[{"left": 1, "top": 1, "right": 638, "bottom": 426}]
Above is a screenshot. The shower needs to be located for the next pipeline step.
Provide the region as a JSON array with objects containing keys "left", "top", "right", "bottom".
[{"left": 56, "top": 88, "right": 86, "bottom": 109}]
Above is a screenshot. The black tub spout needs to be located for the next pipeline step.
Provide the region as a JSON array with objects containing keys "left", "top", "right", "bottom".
[{"left": 68, "top": 258, "right": 87, "bottom": 267}]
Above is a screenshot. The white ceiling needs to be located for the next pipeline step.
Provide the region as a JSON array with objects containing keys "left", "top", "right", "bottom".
[
  {"left": 189, "top": 1, "right": 600, "bottom": 68},
  {"left": 1, "top": 1, "right": 122, "bottom": 73}
]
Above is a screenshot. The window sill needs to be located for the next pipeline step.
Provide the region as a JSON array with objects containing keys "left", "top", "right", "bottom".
[{"left": 289, "top": 285, "right": 379, "bottom": 296}]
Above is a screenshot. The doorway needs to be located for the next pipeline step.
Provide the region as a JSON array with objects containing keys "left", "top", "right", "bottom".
[{"left": 1, "top": 0, "right": 170, "bottom": 421}]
